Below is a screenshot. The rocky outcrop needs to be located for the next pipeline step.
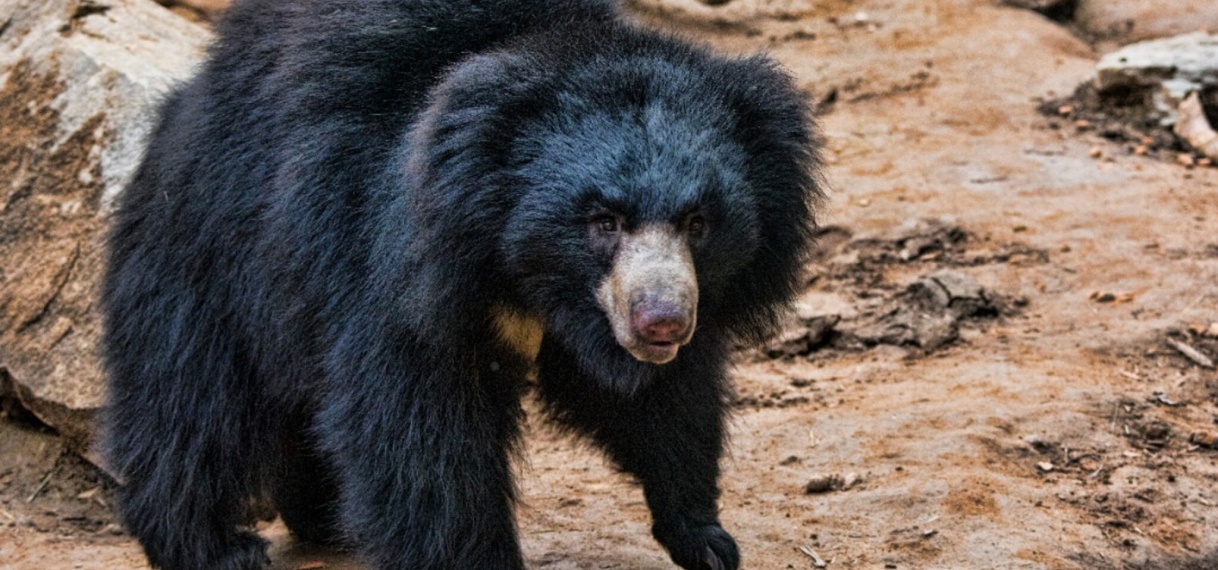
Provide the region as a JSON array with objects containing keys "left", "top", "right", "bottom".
[
  {"left": 1093, "top": 33, "right": 1218, "bottom": 127},
  {"left": 0, "top": 0, "right": 209, "bottom": 448},
  {"left": 1075, "top": 0, "right": 1218, "bottom": 45},
  {"left": 625, "top": 0, "right": 821, "bottom": 28},
  {"left": 1095, "top": 33, "right": 1218, "bottom": 101},
  {"left": 153, "top": 0, "right": 229, "bottom": 22}
]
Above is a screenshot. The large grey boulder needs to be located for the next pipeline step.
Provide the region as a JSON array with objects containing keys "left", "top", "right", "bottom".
[
  {"left": 1094, "top": 32, "right": 1218, "bottom": 127},
  {"left": 0, "top": 0, "right": 209, "bottom": 448},
  {"left": 1095, "top": 33, "right": 1218, "bottom": 98}
]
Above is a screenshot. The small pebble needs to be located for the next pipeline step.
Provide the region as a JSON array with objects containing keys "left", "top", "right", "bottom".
[{"left": 804, "top": 475, "right": 840, "bottom": 494}]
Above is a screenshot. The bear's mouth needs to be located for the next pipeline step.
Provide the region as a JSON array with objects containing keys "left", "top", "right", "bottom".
[
  {"left": 595, "top": 224, "right": 699, "bottom": 366},
  {"left": 625, "top": 339, "right": 682, "bottom": 364}
]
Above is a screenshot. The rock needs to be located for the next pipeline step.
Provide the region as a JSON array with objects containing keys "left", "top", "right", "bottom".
[
  {"left": 1174, "top": 91, "right": 1218, "bottom": 161},
  {"left": 764, "top": 322, "right": 815, "bottom": 357},
  {"left": 761, "top": 290, "right": 855, "bottom": 357},
  {"left": 158, "top": 0, "right": 229, "bottom": 14},
  {"left": 909, "top": 270, "right": 997, "bottom": 318},
  {"left": 0, "top": 0, "right": 210, "bottom": 449},
  {"left": 803, "top": 474, "right": 840, "bottom": 494},
  {"left": 884, "top": 217, "right": 966, "bottom": 261},
  {"left": 847, "top": 270, "right": 998, "bottom": 351},
  {"left": 793, "top": 291, "right": 857, "bottom": 322},
  {"left": 625, "top": 0, "right": 818, "bottom": 28},
  {"left": 764, "top": 314, "right": 840, "bottom": 358},
  {"left": 850, "top": 307, "right": 958, "bottom": 351},
  {"left": 886, "top": 217, "right": 963, "bottom": 243},
  {"left": 1094, "top": 33, "right": 1218, "bottom": 125},
  {"left": 1075, "top": 0, "right": 1218, "bottom": 45},
  {"left": 1189, "top": 431, "right": 1218, "bottom": 449},
  {"left": 999, "top": 0, "right": 1075, "bottom": 22},
  {"left": 913, "top": 315, "right": 957, "bottom": 350},
  {"left": 154, "top": 0, "right": 230, "bottom": 20},
  {"left": 803, "top": 472, "right": 863, "bottom": 494},
  {"left": 998, "top": 0, "right": 1060, "bottom": 9}
]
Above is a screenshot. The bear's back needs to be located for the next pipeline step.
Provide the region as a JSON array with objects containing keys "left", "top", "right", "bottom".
[{"left": 209, "top": 0, "right": 620, "bottom": 124}]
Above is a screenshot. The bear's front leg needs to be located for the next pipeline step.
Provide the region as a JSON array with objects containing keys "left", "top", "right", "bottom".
[
  {"left": 618, "top": 371, "right": 739, "bottom": 570},
  {"left": 317, "top": 332, "right": 526, "bottom": 570},
  {"left": 537, "top": 340, "right": 739, "bottom": 570}
]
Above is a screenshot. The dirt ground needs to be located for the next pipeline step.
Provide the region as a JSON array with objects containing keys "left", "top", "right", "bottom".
[{"left": 3, "top": 0, "right": 1217, "bottom": 568}]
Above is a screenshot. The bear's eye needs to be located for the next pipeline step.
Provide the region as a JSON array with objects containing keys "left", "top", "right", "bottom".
[
  {"left": 686, "top": 214, "right": 707, "bottom": 239},
  {"left": 594, "top": 214, "right": 620, "bottom": 234},
  {"left": 588, "top": 213, "right": 624, "bottom": 255}
]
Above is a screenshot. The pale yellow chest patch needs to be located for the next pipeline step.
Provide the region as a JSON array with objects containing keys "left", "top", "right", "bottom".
[{"left": 491, "top": 304, "right": 544, "bottom": 363}]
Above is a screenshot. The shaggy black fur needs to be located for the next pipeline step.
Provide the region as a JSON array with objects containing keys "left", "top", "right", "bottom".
[{"left": 100, "top": 0, "right": 822, "bottom": 569}]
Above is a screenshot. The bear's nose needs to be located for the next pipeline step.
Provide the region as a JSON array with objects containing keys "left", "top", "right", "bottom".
[{"left": 632, "top": 303, "right": 692, "bottom": 344}]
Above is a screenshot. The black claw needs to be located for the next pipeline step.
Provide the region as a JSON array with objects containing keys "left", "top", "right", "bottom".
[
  {"left": 703, "top": 545, "right": 726, "bottom": 570},
  {"left": 656, "top": 522, "right": 739, "bottom": 570}
]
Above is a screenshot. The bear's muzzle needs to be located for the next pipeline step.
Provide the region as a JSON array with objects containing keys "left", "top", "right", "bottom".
[{"left": 596, "top": 225, "right": 698, "bottom": 364}]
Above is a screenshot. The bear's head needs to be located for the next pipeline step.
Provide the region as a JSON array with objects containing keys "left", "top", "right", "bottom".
[{"left": 401, "top": 31, "right": 821, "bottom": 393}]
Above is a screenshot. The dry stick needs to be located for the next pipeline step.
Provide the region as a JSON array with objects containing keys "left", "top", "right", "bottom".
[
  {"left": 26, "top": 468, "right": 55, "bottom": 503},
  {"left": 1167, "top": 339, "right": 1215, "bottom": 369},
  {"left": 799, "top": 546, "right": 828, "bottom": 568},
  {"left": 1117, "top": 369, "right": 1141, "bottom": 381}
]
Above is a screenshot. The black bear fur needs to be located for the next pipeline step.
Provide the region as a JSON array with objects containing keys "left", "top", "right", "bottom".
[{"left": 100, "top": 0, "right": 822, "bottom": 568}]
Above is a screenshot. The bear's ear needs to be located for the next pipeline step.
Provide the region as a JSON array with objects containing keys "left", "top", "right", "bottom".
[
  {"left": 713, "top": 56, "right": 826, "bottom": 342},
  {"left": 374, "top": 53, "right": 541, "bottom": 345}
]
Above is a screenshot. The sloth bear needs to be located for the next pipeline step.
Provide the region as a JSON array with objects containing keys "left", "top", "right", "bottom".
[{"left": 100, "top": 0, "right": 821, "bottom": 568}]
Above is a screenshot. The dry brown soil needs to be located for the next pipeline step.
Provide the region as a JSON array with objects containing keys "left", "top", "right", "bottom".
[{"left": 3, "top": 0, "right": 1218, "bottom": 568}]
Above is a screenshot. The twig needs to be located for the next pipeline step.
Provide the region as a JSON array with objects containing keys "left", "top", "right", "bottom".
[
  {"left": 1153, "top": 392, "right": 1183, "bottom": 407},
  {"left": 799, "top": 546, "right": 827, "bottom": 568},
  {"left": 1167, "top": 339, "right": 1214, "bottom": 369},
  {"left": 27, "top": 468, "right": 55, "bottom": 503}
]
